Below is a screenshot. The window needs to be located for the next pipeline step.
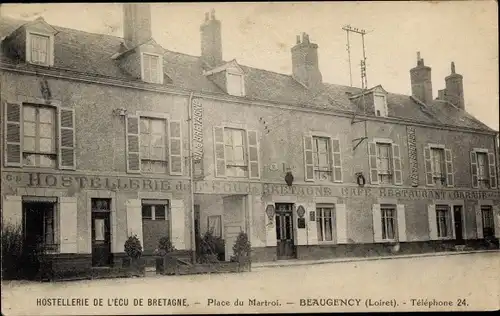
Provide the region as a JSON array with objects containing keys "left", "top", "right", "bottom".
[
  {"left": 226, "top": 72, "right": 244, "bottom": 96},
  {"left": 142, "top": 204, "right": 167, "bottom": 221},
  {"left": 316, "top": 206, "right": 335, "bottom": 242},
  {"left": 313, "top": 136, "right": 332, "bottom": 181},
  {"left": 481, "top": 206, "right": 495, "bottom": 238},
  {"left": 381, "top": 206, "right": 396, "bottom": 241},
  {"left": 29, "top": 33, "right": 50, "bottom": 65},
  {"left": 91, "top": 198, "right": 111, "bottom": 211},
  {"left": 141, "top": 201, "right": 170, "bottom": 253},
  {"left": 23, "top": 104, "right": 57, "bottom": 168},
  {"left": 477, "top": 153, "right": 489, "bottom": 188},
  {"left": 23, "top": 201, "right": 58, "bottom": 253},
  {"left": 374, "top": 94, "right": 387, "bottom": 117},
  {"left": 436, "top": 205, "right": 451, "bottom": 238},
  {"left": 377, "top": 143, "right": 393, "bottom": 184},
  {"left": 431, "top": 148, "right": 446, "bottom": 185},
  {"left": 142, "top": 53, "right": 162, "bottom": 84},
  {"left": 140, "top": 117, "right": 168, "bottom": 173},
  {"left": 207, "top": 215, "right": 222, "bottom": 238},
  {"left": 224, "top": 128, "right": 248, "bottom": 177}
]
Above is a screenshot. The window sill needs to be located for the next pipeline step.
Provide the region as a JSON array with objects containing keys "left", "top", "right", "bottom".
[
  {"left": 437, "top": 237, "right": 454, "bottom": 240},
  {"left": 317, "top": 241, "right": 337, "bottom": 245}
]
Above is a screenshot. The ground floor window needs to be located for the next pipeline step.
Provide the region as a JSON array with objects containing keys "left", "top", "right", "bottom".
[
  {"left": 481, "top": 206, "right": 495, "bottom": 238},
  {"left": 22, "top": 199, "right": 58, "bottom": 253},
  {"left": 207, "top": 215, "right": 222, "bottom": 238},
  {"left": 381, "top": 205, "right": 397, "bottom": 241},
  {"left": 141, "top": 200, "right": 170, "bottom": 253},
  {"left": 436, "top": 205, "right": 452, "bottom": 238},
  {"left": 316, "top": 206, "right": 335, "bottom": 242}
]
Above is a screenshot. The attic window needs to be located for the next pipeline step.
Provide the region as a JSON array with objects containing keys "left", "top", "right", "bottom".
[
  {"left": 374, "top": 94, "right": 388, "bottom": 117},
  {"left": 226, "top": 72, "right": 245, "bottom": 97},
  {"left": 141, "top": 53, "right": 163, "bottom": 84},
  {"left": 27, "top": 33, "right": 52, "bottom": 66}
]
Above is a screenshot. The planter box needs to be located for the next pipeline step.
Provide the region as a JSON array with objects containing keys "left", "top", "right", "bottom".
[
  {"left": 176, "top": 261, "right": 251, "bottom": 275},
  {"left": 122, "top": 257, "right": 146, "bottom": 277},
  {"left": 156, "top": 255, "right": 179, "bottom": 275}
]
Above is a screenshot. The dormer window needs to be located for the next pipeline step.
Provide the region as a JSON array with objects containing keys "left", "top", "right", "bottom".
[
  {"left": 226, "top": 72, "right": 245, "bottom": 96},
  {"left": 141, "top": 53, "right": 163, "bottom": 84},
  {"left": 374, "top": 94, "right": 388, "bottom": 117}
]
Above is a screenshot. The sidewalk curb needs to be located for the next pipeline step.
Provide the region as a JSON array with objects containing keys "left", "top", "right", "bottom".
[{"left": 252, "top": 249, "right": 500, "bottom": 270}]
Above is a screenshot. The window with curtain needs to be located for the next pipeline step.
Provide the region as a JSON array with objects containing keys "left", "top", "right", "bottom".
[
  {"left": 207, "top": 215, "right": 222, "bottom": 238},
  {"left": 316, "top": 206, "right": 334, "bottom": 242},
  {"left": 381, "top": 206, "right": 396, "bottom": 240},
  {"left": 30, "top": 33, "right": 50, "bottom": 65},
  {"left": 436, "top": 205, "right": 451, "bottom": 238},
  {"left": 431, "top": 148, "right": 446, "bottom": 185},
  {"left": 224, "top": 128, "right": 248, "bottom": 177},
  {"left": 377, "top": 143, "right": 392, "bottom": 184},
  {"left": 23, "top": 104, "right": 57, "bottom": 168},
  {"left": 140, "top": 117, "right": 167, "bottom": 173},
  {"left": 313, "top": 136, "right": 332, "bottom": 181}
]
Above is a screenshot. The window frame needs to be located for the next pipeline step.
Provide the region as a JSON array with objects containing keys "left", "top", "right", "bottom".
[
  {"left": 312, "top": 136, "right": 332, "bottom": 181},
  {"left": 141, "top": 52, "right": 164, "bottom": 84},
  {"left": 435, "top": 204, "right": 452, "bottom": 239},
  {"left": 316, "top": 205, "right": 335, "bottom": 243},
  {"left": 225, "top": 70, "right": 245, "bottom": 97},
  {"left": 26, "top": 31, "right": 54, "bottom": 67},
  {"left": 380, "top": 205, "right": 397, "bottom": 242},
  {"left": 376, "top": 142, "right": 393, "bottom": 184},
  {"left": 373, "top": 93, "right": 388, "bottom": 117},
  {"left": 140, "top": 116, "right": 168, "bottom": 173},
  {"left": 141, "top": 203, "right": 169, "bottom": 222},
  {"left": 428, "top": 145, "right": 447, "bottom": 186},
  {"left": 223, "top": 127, "right": 249, "bottom": 178}
]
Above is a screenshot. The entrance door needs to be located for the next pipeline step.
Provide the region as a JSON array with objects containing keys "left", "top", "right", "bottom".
[
  {"left": 453, "top": 206, "right": 464, "bottom": 243},
  {"left": 275, "top": 203, "right": 296, "bottom": 260},
  {"left": 91, "top": 199, "right": 111, "bottom": 267}
]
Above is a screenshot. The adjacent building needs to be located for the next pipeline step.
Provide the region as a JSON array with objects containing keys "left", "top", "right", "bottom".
[{"left": 1, "top": 4, "right": 499, "bottom": 279}]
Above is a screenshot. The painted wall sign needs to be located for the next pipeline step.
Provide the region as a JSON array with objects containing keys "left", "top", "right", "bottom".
[
  {"left": 2, "top": 172, "right": 500, "bottom": 201},
  {"left": 192, "top": 98, "right": 203, "bottom": 162}
]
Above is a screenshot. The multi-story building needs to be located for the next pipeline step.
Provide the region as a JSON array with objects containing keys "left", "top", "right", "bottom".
[{"left": 1, "top": 4, "right": 499, "bottom": 279}]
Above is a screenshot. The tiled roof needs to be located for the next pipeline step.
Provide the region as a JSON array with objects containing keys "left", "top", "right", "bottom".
[{"left": 0, "top": 16, "right": 495, "bottom": 132}]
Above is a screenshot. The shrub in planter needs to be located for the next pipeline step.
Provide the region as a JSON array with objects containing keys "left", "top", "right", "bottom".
[
  {"left": 1, "top": 223, "right": 24, "bottom": 280},
  {"left": 230, "top": 232, "right": 252, "bottom": 272},
  {"left": 197, "top": 231, "right": 225, "bottom": 264},
  {"left": 124, "top": 235, "right": 144, "bottom": 276},
  {"left": 154, "top": 236, "right": 177, "bottom": 275}
]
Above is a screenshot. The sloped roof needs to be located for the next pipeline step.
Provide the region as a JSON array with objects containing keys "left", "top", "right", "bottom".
[{"left": 0, "top": 16, "right": 494, "bottom": 132}]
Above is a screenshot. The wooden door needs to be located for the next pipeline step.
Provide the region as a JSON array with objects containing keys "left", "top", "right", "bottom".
[{"left": 275, "top": 203, "right": 296, "bottom": 260}]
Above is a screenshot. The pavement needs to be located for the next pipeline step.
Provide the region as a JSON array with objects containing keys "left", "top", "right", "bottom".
[{"left": 251, "top": 249, "right": 500, "bottom": 269}]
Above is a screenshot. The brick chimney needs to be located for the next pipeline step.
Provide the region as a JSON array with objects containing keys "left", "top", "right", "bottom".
[
  {"left": 291, "top": 32, "right": 323, "bottom": 90},
  {"left": 444, "top": 62, "right": 465, "bottom": 110},
  {"left": 200, "top": 10, "right": 223, "bottom": 67},
  {"left": 410, "top": 52, "right": 433, "bottom": 104},
  {"left": 123, "top": 3, "right": 152, "bottom": 48}
]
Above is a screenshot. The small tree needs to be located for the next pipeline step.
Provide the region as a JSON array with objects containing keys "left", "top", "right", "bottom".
[
  {"left": 197, "top": 231, "right": 225, "bottom": 263},
  {"left": 124, "top": 234, "right": 142, "bottom": 260},
  {"left": 155, "top": 236, "right": 176, "bottom": 256},
  {"left": 231, "top": 232, "right": 251, "bottom": 263}
]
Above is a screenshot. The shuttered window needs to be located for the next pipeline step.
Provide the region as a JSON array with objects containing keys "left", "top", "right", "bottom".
[
  {"left": 425, "top": 145, "right": 454, "bottom": 187},
  {"left": 29, "top": 33, "right": 50, "bottom": 65},
  {"left": 381, "top": 206, "right": 396, "bottom": 241},
  {"left": 22, "top": 104, "right": 57, "bottom": 168},
  {"left": 303, "top": 135, "right": 342, "bottom": 183},
  {"left": 316, "top": 206, "right": 335, "bottom": 242},
  {"left": 368, "top": 141, "right": 402, "bottom": 185},
  {"left": 470, "top": 149, "right": 497, "bottom": 189},
  {"left": 140, "top": 117, "right": 167, "bottom": 173},
  {"left": 313, "top": 137, "right": 331, "bottom": 181},
  {"left": 142, "top": 53, "right": 162, "bottom": 84}
]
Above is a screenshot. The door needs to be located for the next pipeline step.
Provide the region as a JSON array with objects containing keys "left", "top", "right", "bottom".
[
  {"left": 453, "top": 206, "right": 464, "bottom": 243},
  {"left": 92, "top": 211, "right": 111, "bottom": 267},
  {"left": 275, "top": 203, "right": 296, "bottom": 260}
]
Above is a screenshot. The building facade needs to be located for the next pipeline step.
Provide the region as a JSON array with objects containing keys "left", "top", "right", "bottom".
[{"left": 1, "top": 4, "right": 499, "bottom": 278}]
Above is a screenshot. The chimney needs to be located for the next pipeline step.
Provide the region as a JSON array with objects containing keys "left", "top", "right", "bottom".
[
  {"left": 291, "top": 32, "right": 323, "bottom": 90},
  {"left": 444, "top": 62, "right": 465, "bottom": 110},
  {"left": 410, "top": 52, "right": 433, "bottom": 104},
  {"left": 200, "top": 9, "right": 223, "bottom": 67},
  {"left": 123, "top": 3, "right": 152, "bottom": 48}
]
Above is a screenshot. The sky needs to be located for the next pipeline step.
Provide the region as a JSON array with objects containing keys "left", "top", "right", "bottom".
[{"left": 2, "top": 2, "right": 499, "bottom": 131}]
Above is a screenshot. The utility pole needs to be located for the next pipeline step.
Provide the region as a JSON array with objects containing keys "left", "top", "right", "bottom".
[{"left": 342, "top": 25, "right": 369, "bottom": 89}]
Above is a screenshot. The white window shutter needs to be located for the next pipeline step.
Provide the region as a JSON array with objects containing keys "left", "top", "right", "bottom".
[
  {"left": 392, "top": 143, "right": 403, "bottom": 185},
  {"left": 470, "top": 151, "right": 478, "bottom": 188},
  {"left": 303, "top": 135, "right": 314, "bottom": 182},
  {"left": 368, "top": 142, "right": 379, "bottom": 184},
  {"left": 475, "top": 205, "right": 483, "bottom": 239},
  {"left": 213, "top": 126, "right": 226, "bottom": 178},
  {"left": 5, "top": 102, "right": 22, "bottom": 166},
  {"left": 59, "top": 197, "right": 78, "bottom": 253},
  {"left": 372, "top": 204, "right": 382, "bottom": 242},
  {"left": 58, "top": 107, "right": 76, "bottom": 170},
  {"left": 170, "top": 199, "right": 186, "bottom": 250},
  {"left": 306, "top": 202, "right": 318, "bottom": 245},
  {"left": 335, "top": 204, "right": 347, "bottom": 244},
  {"left": 126, "top": 115, "right": 140, "bottom": 173},
  {"left": 428, "top": 204, "right": 438, "bottom": 240},
  {"left": 424, "top": 146, "right": 434, "bottom": 186},
  {"left": 487, "top": 152, "right": 497, "bottom": 189},
  {"left": 2, "top": 196, "right": 22, "bottom": 227},
  {"left": 169, "top": 119, "right": 183, "bottom": 175},
  {"left": 126, "top": 199, "right": 143, "bottom": 247},
  {"left": 247, "top": 130, "right": 260, "bottom": 179},
  {"left": 265, "top": 204, "right": 277, "bottom": 246},
  {"left": 493, "top": 206, "right": 500, "bottom": 239},
  {"left": 396, "top": 204, "right": 407, "bottom": 242},
  {"left": 331, "top": 138, "right": 342, "bottom": 183},
  {"left": 444, "top": 148, "right": 454, "bottom": 187}
]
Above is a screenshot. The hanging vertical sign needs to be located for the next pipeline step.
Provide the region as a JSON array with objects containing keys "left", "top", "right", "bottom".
[{"left": 192, "top": 98, "right": 204, "bottom": 162}]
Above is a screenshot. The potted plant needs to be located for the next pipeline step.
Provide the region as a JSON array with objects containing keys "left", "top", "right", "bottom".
[
  {"left": 197, "top": 231, "right": 224, "bottom": 264},
  {"left": 230, "top": 232, "right": 252, "bottom": 272},
  {"left": 124, "top": 234, "right": 144, "bottom": 277},
  {"left": 154, "top": 236, "right": 177, "bottom": 275}
]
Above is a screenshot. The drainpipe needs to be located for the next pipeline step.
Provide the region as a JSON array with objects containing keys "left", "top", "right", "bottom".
[{"left": 187, "top": 91, "right": 196, "bottom": 264}]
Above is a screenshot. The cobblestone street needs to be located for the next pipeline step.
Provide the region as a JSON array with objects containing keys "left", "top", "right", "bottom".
[{"left": 2, "top": 252, "right": 499, "bottom": 314}]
